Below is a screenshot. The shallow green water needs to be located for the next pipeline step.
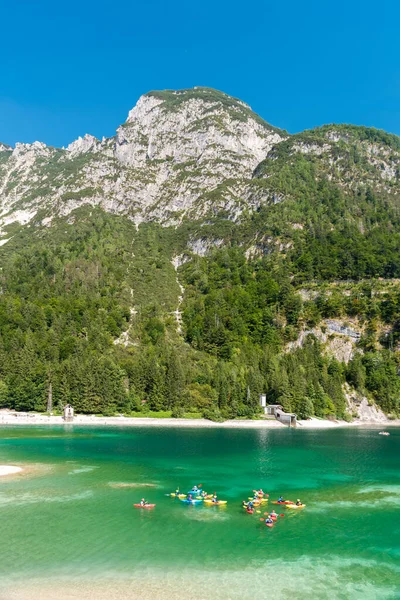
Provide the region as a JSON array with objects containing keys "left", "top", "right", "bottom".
[{"left": 0, "top": 425, "right": 399, "bottom": 599}]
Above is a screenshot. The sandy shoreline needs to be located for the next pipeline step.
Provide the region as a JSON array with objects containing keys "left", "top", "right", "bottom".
[
  {"left": 0, "top": 465, "right": 23, "bottom": 477},
  {"left": 0, "top": 411, "right": 398, "bottom": 429}
]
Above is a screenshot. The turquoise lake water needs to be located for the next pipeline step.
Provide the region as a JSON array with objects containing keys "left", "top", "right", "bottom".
[{"left": 0, "top": 425, "right": 399, "bottom": 599}]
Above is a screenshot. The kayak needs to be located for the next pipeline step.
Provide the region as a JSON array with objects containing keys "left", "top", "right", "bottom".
[
  {"left": 286, "top": 503, "right": 306, "bottom": 509},
  {"left": 265, "top": 522, "right": 274, "bottom": 528},
  {"left": 243, "top": 501, "right": 261, "bottom": 507},
  {"left": 204, "top": 499, "right": 227, "bottom": 505},
  {"left": 133, "top": 503, "right": 156, "bottom": 509},
  {"left": 272, "top": 500, "right": 294, "bottom": 505},
  {"left": 246, "top": 508, "right": 254, "bottom": 514},
  {"left": 248, "top": 497, "right": 268, "bottom": 503},
  {"left": 169, "top": 493, "right": 186, "bottom": 498},
  {"left": 180, "top": 498, "right": 202, "bottom": 505}
]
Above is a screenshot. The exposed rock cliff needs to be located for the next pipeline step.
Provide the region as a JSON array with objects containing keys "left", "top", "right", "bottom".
[{"left": 0, "top": 87, "right": 286, "bottom": 232}]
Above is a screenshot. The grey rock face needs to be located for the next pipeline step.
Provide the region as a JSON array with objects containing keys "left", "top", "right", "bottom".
[
  {"left": 0, "top": 88, "right": 285, "bottom": 231},
  {"left": 0, "top": 88, "right": 399, "bottom": 237}
]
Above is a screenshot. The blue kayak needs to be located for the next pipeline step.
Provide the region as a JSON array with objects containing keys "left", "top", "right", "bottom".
[{"left": 180, "top": 498, "right": 202, "bottom": 505}]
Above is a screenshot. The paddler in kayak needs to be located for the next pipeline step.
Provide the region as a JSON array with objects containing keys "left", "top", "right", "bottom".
[
  {"left": 278, "top": 496, "right": 284, "bottom": 503},
  {"left": 270, "top": 510, "right": 277, "bottom": 518},
  {"left": 140, "top": 498, "right": 147, "bottom": 506},
  {"left": 265, "top": 516, "right": 273, "bottom": 524},
  {"left": 296, "top": 499, "right": 302, "bottom": 506},
  {"left": 175, "top": 487, "right": 180, "bottom": 495},
  {"left": 212, "top": 493, "right": 218, "bottom": 503}
]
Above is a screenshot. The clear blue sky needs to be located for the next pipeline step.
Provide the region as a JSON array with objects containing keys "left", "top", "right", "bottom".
[{"left": 1, "top": 0, "right": 399, "bottom": 147}]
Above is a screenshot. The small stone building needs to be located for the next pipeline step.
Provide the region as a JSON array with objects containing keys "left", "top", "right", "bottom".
[
  {"left": 265, "top": 404, "right": 283, "bottom": 417},
  {"left": 276, "top": 408, "right": 297, "bottom": 427},
  {"left": 63, "top": 404, "right": 74, "bottom": 422}
]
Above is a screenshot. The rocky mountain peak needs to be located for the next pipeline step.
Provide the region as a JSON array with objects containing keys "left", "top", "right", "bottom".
[
  {"left": 66, "top": 134, "right": 101, "bottom": 156},
  {"left": 12, "top": 141, "right": 49, "bottom": 157},
  {"left": 116, "top": 87, "right": 285, "bottom": 173},
  {"left": 0, "top": 87, "right": 398, "bottom": 238}
]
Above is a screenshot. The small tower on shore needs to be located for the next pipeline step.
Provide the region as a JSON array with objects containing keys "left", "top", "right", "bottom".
[{"left": 63, "top": 404, "right": 74, "bottom": 422}]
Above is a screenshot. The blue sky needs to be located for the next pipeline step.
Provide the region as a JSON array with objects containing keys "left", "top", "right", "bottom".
[{"left": 1, "top": 0, "right": 399, "bottom": 147}]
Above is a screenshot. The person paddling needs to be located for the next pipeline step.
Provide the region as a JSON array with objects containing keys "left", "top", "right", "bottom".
[
  {"left": 278, "top": 496, "right": 284, "bottom": 503},
  {"left": 296, "top": 498, "right": 302, "bottom": 506},
  {"left": 140, "top": 498, "right": 147, "bottom": 506},
  {"left": 212, "top": 493, "right": 218, "bottom": 503}
]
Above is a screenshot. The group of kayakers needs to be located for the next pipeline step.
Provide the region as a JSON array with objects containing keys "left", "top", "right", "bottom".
[
  {"left": 241, "top": 488, "right": 306, "bottom": 526},
  {"left": 135, "top": 485, "right": 305, "bottom": 516},
  {"left": 184, "top": 485, "right": 216, "bottom": 501}
]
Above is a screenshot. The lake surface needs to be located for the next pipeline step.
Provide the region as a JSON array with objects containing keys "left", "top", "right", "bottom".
[{"left": 0, "top": 425, "right": 399, "bottom": 599}]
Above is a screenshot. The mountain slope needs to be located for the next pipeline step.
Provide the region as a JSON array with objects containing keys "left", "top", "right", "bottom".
[{"left": 0, "top": 88, "right": 399, "bottom": 421}]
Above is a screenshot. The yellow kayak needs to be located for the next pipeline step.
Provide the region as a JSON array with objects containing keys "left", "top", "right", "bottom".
[
  {"left": 248, "top": 497, "right": 268, "bottom": 503},
  {"left": 204, "top": 499, "right": 227, "bottom": 506},
  {"left": 286, "top": 503, "right": 306, "bottom": 509}
]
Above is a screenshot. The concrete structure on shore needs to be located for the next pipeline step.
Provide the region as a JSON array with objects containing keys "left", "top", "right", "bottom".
[
  {"left": 259, "top": 396, "right": 297, "bottom": 427},
  {"left": 275, "top": 408, "right": 297, "bottom": 427},
  {"left": 63, "top": 405, "right": 74, "bottom": 422}
]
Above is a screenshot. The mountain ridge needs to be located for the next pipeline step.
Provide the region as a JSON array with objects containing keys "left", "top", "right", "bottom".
[{"left": 0, "top": 87, "right": 398, "bottom": 239}]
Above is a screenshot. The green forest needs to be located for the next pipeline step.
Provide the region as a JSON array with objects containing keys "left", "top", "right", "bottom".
[{"left": 0, "top": 197, "right": 399, "bottom": 421}]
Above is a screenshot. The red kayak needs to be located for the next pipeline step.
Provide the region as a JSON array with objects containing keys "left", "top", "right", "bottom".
[
  {"left": 246, "top": 508, "right": 254, "bottom": 514},
  {"left": 133, "top": 503, "right": 156, "bottom": 509},
  {"left": 272, "top": 500, "right": 294, "bottom": 505},
  {"left": 265, "top": 522, "right": 274, "bottom": 528}
]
